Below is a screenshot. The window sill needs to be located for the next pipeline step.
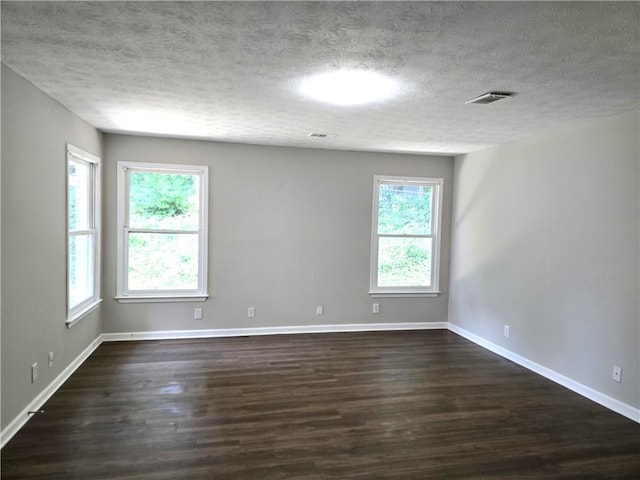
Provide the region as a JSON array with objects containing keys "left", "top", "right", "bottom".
[
  {"left": 115, "top": 294, "right": 209, "bottom": 304},
  {"left": 369, "top": 291, "right": 441, "bottom": 298},
  {"left": 66, "top": 299, "right": 103, "bottom": 328}
]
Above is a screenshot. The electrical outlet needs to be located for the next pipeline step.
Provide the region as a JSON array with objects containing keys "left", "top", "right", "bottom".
[
  {"left": 316, "top": 305, "right": 323, "bottom": 315},
  {"left": 504, "top": 325, "right": 510, "bottom": 338},
  {"left": 248, "top": 307, "right": 255, "bottom": 318},
  {"left": 48, "top": 352, "right": 54, "bottom": 368},
  {"left": 194, "top": 307, "right": 203, "bottom": 320},
  {"left": 372, "top": 303, "right": 380, "bottom": 314},
  {"left": 612, "top": 365, "right": 622, "bottom": 383},
  {"left": 31, "top": 363, "right": 38, "bottom": 383}
]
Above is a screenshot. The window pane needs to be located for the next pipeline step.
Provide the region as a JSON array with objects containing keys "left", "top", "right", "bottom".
[
  {"left": 68, "top": 160, "right": 91, "bottom": 231},
  {"left": 377, "top": 184, "right": 432, "bottom": 235},
  {"left": 129, "top": 172, "right": 199, "bottom": 230},
  {"left": 378, "top": 237, "right": 432, "bottom": 287},
  {"left": 69, "top": 233, "right": 94, "bottom": 307},
  {"left": 128, "top": 232, "right": 199, "bottom": 291}
]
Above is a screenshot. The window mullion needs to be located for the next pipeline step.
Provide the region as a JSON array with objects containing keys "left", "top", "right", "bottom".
[
  {"left": 377, "top": 233, "right": 433, "bottom": 239},
  {"left": 69, "top": 229, "right": 96, "bottom": 236},
  {"left": 128, "top": 228, "right": 200, "bottom": 235}
]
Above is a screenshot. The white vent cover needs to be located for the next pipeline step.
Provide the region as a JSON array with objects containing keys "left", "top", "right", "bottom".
[
  {"left": 308, "top": 132, "right": 336, "bottom": 138},
  {"left": 466, "top": 91, "right": 514, "bottom": 105}
]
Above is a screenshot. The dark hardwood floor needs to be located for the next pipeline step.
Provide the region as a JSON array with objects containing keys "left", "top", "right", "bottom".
[{"left": 2, "top": 330, "right": 639, "bottom": 479}]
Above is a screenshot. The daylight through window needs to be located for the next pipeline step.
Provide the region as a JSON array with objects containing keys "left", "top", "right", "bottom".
[
  {"left": 370, "top": 175, "right": 443, "bottom": 295},
  {"left": 116, "top": 162, "right": 208, "bottom": 301},
  {"left": 67, "top": 145, "right": 101, "bottom": 324}
]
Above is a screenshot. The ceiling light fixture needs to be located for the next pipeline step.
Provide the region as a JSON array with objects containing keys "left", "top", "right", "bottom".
[{"left": 300, "top": 70, "right": 400, "bottom": 106}]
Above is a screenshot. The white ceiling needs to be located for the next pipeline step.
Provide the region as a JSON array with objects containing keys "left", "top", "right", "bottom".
[{"left": 1, "top": 1, "right": 638, "bottom": 156}]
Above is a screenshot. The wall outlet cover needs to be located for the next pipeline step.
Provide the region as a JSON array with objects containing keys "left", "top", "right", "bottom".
[{"left": 612, "top": 365, "right": 622, "bottom": 383}]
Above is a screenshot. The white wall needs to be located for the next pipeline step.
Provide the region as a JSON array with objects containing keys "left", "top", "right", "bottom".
[
  {"left": 1, "top": 65, "right": 103, "bottom": 430},
  {"left": 103, "top": 135, "right": 453, "bottom": 333},
  {"left": 449, "top": 110, "right": 640, "bottom": 410}
]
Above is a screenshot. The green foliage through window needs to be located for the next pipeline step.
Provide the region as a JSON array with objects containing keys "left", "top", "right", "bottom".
[
  {"left": 373, "top": 178, "right": 440, "bottom": 291},
  {"left": 378, "top": 237, "right": 432, "bottom": 287},
  {"left": 130, "top": 172, "right": 196, "bottom": 216},
  {"left": 378, "top": 184, "right": 432, "bottom": 235},
  {"left": 126, "top": 169, "right": 201, "bottom": 291}
]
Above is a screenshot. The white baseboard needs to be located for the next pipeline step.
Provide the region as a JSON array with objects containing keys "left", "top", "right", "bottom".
[
  {"left": 2, "top": 322, "right": 443, "bottom": 447},
  {"left": 1, "top": 335, "right": 104, "bottom": 449},
  {"left": 4, "top": 320, "right": 637, "bottom": 449},
  {"left": 102, "top": 322, "right": 448, "bottom": 342},
  {"left": 447, "top": 323, "right": 640, "bottom": 424}
]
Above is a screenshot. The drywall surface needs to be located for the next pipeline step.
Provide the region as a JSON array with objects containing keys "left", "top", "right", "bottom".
[
  {"left": 449, "top": 110, "right": 640, "bottom": 409},
  {"left": 1, "top": 65, "right": 103, "bottom": 430},
  {"left": 102, "top": 135, "right": 453, "bottom": 333}
]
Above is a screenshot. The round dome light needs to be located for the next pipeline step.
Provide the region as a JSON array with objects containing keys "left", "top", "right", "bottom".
[{"left": 300, "top": 70, "right": 400, "bottom": 106}]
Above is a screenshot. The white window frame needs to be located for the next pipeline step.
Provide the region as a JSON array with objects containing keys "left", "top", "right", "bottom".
[
  {"left": 369, "top": 175, "right": 443, "bottom": 297},
  {"left": 66, "top": 144, "right": 102, "bottom": 327},
  {"left": 116, "top": 161, "right": 209, "bottom": 303}
]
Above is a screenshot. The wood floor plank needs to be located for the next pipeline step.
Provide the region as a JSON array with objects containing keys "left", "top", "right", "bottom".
[{"left": 2, "top": 330, "right": 639, "bottom": 479}]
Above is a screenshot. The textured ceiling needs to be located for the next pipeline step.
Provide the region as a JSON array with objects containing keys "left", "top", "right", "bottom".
[{"left": 1, "top": 1, "right": 639, "bottom": 155}]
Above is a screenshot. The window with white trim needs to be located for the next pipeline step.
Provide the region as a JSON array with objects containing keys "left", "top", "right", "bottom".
[
  {"left": 67, "top": 144, "right": 101, "bottom": 324},
  {"left": 116, "top": 162, "right": 208, "bottom": 302},
  {"left": 370, "top": 175, "right": 443, "bottom": 296}
]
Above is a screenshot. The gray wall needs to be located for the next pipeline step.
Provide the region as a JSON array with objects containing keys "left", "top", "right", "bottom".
[
  {"left": 6, "top": 58, "right": 635, "bottom": 431},
  {"left": 449, "top": 110, "right": 640, "bottom": 408},
  {"left": 103, "top": 135, "right": 453, "bottom": 333},
  {"left": 1, "top": 65, "right": 103, "bottom": 429}
]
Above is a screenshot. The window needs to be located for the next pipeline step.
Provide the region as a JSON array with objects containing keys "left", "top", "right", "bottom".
[
  {"left": 370, "top": 175, "right": 443, "bottom": 296},
  {"left": 116, "top": 162, "right": 208, "bottom": 302},
  {"left": 67, "top": 144, "right": 101, "bottom": 325}
]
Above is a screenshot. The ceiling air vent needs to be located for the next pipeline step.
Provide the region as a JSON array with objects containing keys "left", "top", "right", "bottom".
[
  {"left": 466, "top": 91, "right": 514, "bottom": 105},
  {"left": 308, "top": 132, "right": 335, "bottom": 138}
]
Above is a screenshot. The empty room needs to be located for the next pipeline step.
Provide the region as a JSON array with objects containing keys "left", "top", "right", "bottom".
[{"left": 1, "top": 1, "right": 639, "bottom": 478}]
